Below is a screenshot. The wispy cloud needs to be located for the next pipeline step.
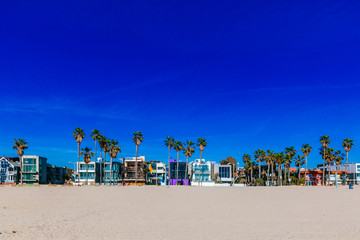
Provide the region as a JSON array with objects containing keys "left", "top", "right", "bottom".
[{"left": 0, "top": 97, "right": 143, "bottom": 122}]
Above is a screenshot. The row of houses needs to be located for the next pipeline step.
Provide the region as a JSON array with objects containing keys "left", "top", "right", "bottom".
[
  {"left": 75, "top": 157, "right": 234, "bottom": 186},
  {"left": 300, "top": 163, "right": 360, "bottom": 186},
  {"left": 0, "top": 156, "right": 67, "bottom": 185}
]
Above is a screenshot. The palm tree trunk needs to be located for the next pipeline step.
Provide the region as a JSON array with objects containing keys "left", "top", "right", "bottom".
[
  {"left": 167, "top": 146, "right": 170, "bottom": 187},
  {"left": 135, "top": 145, "right": 138, "bottom": 185},
  {"left": 271, "top": 163, "right": 274, "bottom": 186},
  {"left": 20, "top": 155, "right": 23, "bottom": 184},
  {"left": 94, "top": 139, "right": 97, "bottom": 184},
  {"left": 103, "top": 150, "right": 106, "bottom": 185},
  {"left": 185, "top": 155, "right": 189, "bottom": 186},
  {"left": 345, "top": 151, "right": 348, "bottom": 185},
  {"left": 267, "top": 163, "right": 270, "bottom": 186},
  {"left": 250, "top": 168, "right": 253, "bottom": 184},
  {"left": 278, "top": 165, "right": 281, "bottom": 186},
  {"left": 336, "top": 166, "right": 338, "bottom": 186},
  {"left": 176, "top": 151, "right": 180, "bottom": 185},
  {"left": 100, "top": 148, "right": 102, "bottom": 185},
  {"left": 77, "top": 143, "right": 80, "bottom": 186},
  {"left": 110, "top": 157, "right": 113, "bottom": 185},
  {"left": 305, "top": 155, "right": 307, "bottom": 185},
  {"left": 258, "top": 159, "right": 261, "bottom": 179},
  {"left": 328, "top": 163, "right": 330, "bottom": 186},
  {"left": 322, "top": 147, "right": 326, "bottom": 186},
  {"left": 298, "top": 166, "right": 300, "bottom": 183},
  {"left": 198, "top": 151, "right": 203, "bottom": 186},
  {"left": 86, "top": 163, "right": 88, "bottom": 185}
]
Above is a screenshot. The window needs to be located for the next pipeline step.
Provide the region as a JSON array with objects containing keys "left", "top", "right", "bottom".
[
  {"left": 80, "top": 172, "right": 95, "bottom": 180},
  {"left": 219, "top": 166, "right": 230, "bottom": 178},
  {"left": 170, "top": 162, "right": 187, "bottom": 179},
  {"left": 23, "top": 165, "right": 36, "bottom": 172},
  {"left": 24, "top": 158, "right": 36, "bottom": 164}
]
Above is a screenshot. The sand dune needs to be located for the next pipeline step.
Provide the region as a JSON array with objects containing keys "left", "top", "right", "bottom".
[{"left": 0, "top": 185, "right": 359, "bottom": 240}]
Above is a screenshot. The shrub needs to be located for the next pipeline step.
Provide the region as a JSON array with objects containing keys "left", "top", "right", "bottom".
[
  {"left": 239, "top": 178, "right": 247, "bottom": 184},
  {"left": 298, "top": 178, "right": 305, "bottom": 185},
  {"left": 255, "top": 178, "right": 264, "bottom": 186}
]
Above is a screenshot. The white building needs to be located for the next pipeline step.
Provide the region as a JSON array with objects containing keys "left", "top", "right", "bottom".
[
  {"left": 0, "top": 157, "right": 20, "bottom": 184},
  {"left": 214, "top": 164, "right": 233, "bottom": 183},
  {"left": 76, "top": 161, "right": 98, "bottom": 185},
  {"left": 188, "top": 159, "right": 215, "bottom": 185}
]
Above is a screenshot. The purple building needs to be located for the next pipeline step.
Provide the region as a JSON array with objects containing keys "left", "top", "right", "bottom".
[{"left": 169, "top": 159, "right": 190, "bottom": 185}]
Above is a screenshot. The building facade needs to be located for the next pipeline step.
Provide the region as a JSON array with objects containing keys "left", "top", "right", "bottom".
[
  {"left": 189, "top": 159, "right": 215, "bottom": 185},
  {"left": 76, "top": 161, "right": 99, "bottom": 185},
  {"left": 123, "top": 156, "right": 146, "bottom": 185},
  {"left": 22, "top": 155, "right": 47, "bottom": 184},
  {"left": 104, "top": 161, "right": 121, "bottom": 185},
  {"left": 47, "top": 164, "right": 66, "bottom": 184},
  {"left": 214, "top": 164, "right": 233, "bottom": 183},
  {"left": 169, "top": 159, "right": 189, "bottom": 185},
  {"left": 0, "top": 157, "right": 20, "bottom": 184},
  {"left": 148, "top": 161, "right": 166, "bottom": 185}
]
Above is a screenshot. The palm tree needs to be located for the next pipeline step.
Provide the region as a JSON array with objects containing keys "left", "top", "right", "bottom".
[
  {"left": 73, "top": 128, "right": 85, "bottom": 185},
  {"left": 80, "top": 147, "right": 94, "bottom": 185},
  {"left": 13, "top": 139, "right": 28, "bottom": 184},
  {"left": 342, "top": 138, "right": 354, "bottom": 184},
  {"left": 173, "top": 141, "right": 184, "bottom": 185},
  {"left": 335, "top": 150, "right": 344, "bottom": 185},
  {"left": 284, "top": 147, "right": 296, "bottom": 185},
  {"left": 246, "top": 160, "right": 256, "bottom": 185},
  {"left": 301, "top": 144, "right": 312, "bottom": 185},
  {"left": 90, "top": 129, "right": 102, "bottom": 165},
  {"left": 265, "top": 150, "right": 274, "bottom": 186},
  {"left": 242, "top": 154, "right": 251, "bottom": 183},
  {"left": 294, "top": 155, "right": 305, "bottom": 183},
  {"left": 197, "top": 138, "right": 207, "bottom": 186},
  {"left": 326, "top": 147, "right": 335, "bottom": 185},
  {"left": 183, "top": 140, "right": 195, "bottom": 185},
  {"left": 164, "top": 136, "right": 175, "bottom": 187},
  {"left": 99, "top": 136, "right": 110, "bottom": 185},
  {"left": 98, "top": 135, "right": 106, "bottom": 184},
  {"left": 109, "top": 139, "right": 121, "bottom": 185},
  {"left": 133, "top": 131, "right": 144, "bottom": 185},
  {"left": 320, "top": 135, "right": 330, "bottom": 185},
  {"left": 254, "top": 149, "right": 266, "bottom": 179},
  {"left": 274, "top": 152, "right": 285, "bottom": 186}
]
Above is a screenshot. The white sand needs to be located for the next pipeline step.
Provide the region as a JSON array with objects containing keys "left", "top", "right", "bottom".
[{"left": 0, "top": 185, "right": 360, "bottom": 240}]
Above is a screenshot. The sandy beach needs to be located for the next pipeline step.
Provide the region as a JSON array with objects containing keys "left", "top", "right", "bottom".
[{"left": 0, "top": 185, "right": 359, "bottom": 240}]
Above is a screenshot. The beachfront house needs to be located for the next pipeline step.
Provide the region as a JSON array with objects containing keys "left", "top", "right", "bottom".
[
  {"left": 189, "top": 159, "right": 215, "bottom": 185},
  {"left": 104, "top": 161, "right": 121, "bottom": 185},
  {"left": 0, "top": 157, "right": 20, "bottom": 184},
  {"left": 148, "top": 161, "right": 166, "bottom": 185},
  {"left": 123, "top": 156, "right": 146, "bottom": 185},
  {"left": 22, "top": 155, "right": 48, "bottom": 184},
  {"left": 76, "top": 161, "right": 99, "bottom": 185},
  {"left": 214, "top": 163, "right": 233, "bottom": 183},
  {"left": 320, "top": 163, "right": 358, "bottom": 184},
  {"left": 47, "top": 164, "right": 66, "bottom": 184},
  {"left": 169, "top": 159, "right": 190, "bottom": 185}
]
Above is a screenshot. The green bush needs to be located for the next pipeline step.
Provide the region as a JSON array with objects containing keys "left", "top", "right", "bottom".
[
  {"left": 290, "top": 176, "right": 298, "bottom": 185},
  {"left": 255, "top": 178, "right": 264, "bottom": 186},
  {"left": 298, "top": 178, "right": 304, "bottom": 185},
  {"left": 239, "top": 178, "right": 247, "bottom": 184}
]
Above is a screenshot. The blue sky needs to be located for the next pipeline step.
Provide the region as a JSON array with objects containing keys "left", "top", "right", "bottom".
[{"left": 1, "top": 1, "right": 360, "bottom": 168}]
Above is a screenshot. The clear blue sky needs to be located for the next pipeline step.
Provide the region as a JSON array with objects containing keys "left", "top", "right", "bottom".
[{"left": 1, "top": 1, "right": 360, "bottom": 168}]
